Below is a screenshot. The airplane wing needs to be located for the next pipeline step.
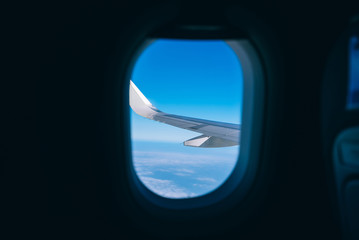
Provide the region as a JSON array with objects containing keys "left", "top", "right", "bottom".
[{"left": 129, "top": 80, "right": 240, "bottom": 148}]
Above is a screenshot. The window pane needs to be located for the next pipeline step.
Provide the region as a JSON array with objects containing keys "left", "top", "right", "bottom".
[
  {"left": 347, "top": 34, "right": 359, "bottom": 110},
  {"left": 130, "top": 39, "right": 243, "bottom": 199}
]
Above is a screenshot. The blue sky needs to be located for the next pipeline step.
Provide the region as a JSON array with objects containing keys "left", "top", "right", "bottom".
[{"left": 130, "top": 39, "right": 243, "bottom": 198}]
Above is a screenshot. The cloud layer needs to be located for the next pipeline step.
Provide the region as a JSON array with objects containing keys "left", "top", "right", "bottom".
[{"left": 132, "top": 143, "right": 238, "bottom": 199}]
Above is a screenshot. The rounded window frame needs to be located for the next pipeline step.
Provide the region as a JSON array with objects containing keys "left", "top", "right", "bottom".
[{"left": 127, "top": 38, "right": 265, "bottom": 211}]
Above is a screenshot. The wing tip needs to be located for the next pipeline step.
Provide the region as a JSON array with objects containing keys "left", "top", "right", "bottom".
[
  {"left": 130, "top": 80, "right": 153, "bottom": 107},
  {"left": 129, "top": 80, "right": 160, "bottom": 119}
]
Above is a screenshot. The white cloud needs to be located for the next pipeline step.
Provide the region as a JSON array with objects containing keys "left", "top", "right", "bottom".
[
  {"left": 139, "top": 176, "right": 196, "bottom": 199},
  {"left": 196, "top": 177, "right": 217, "bottom": 183},
  {"left": 132, "top": 148, "right": 238, "bottom": 198},
  {"left": 172, "top": 168, "right": 195, "bottom": 177},
  {"left": 133, "top": 150, "right": 237, "bottom": 167},
  {"left": 137, "top": 170, "right": 153, "bottom": 176},
  {"left": 176, "top": 168, "right": 195, "bottom": 173},
  {"left": 173, "top": 172, "right": 190, "bottom": 177}
]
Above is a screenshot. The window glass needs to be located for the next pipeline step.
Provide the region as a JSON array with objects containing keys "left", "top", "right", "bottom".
[
  {"left": 130, "top": 39, "right": 243, "bottom": 198},
  {"left": 347, "top": 34, "right": 359, "bottom": 109}
]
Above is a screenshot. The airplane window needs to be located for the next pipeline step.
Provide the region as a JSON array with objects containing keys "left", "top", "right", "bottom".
[
  {"left": 130, "top": 39, "right": 243, "bottom": 199},
  {"left": 347, "top": 33, "right": 359, "bottom": 110}
]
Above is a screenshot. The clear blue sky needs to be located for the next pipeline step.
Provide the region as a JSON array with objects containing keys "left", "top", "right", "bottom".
[
  {"left": 131, "top": 39, "right": 243, "bottom": 142},
  {"left": 130, "top": 39, "right": 243, "bottom": 198}
]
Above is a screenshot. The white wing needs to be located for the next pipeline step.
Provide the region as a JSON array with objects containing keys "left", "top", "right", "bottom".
[{"left": 129, "top": 80, "right": 240, "bottom": 148}]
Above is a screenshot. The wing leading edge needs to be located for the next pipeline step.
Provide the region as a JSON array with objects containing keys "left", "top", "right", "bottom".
[{"left": 129, "top": 80, "right": 240, "bottom": 148}]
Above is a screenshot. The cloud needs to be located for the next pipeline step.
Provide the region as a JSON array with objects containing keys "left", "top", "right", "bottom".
[
  {"left": 133, "top": 150, "right": 237, "bottom": 168},
  {"left": 193, "top": 183, "right": 215, "bottom": 189},
  {"left": 196, "top": 177, "right": 217, "bottom": 183},
  {"left": 172, "top": 168, "right": 195, "bottom": 177},
  {"left": 139, "top": 176, "right": 196, "bottom": 199},
  {"left": 132, "top": 146, "right": 238, "bottom": 198},
  {"left": 173, "top": 172, "right": 191, "bottom": 177},
  {"left": 175, "top": 168, "right": 195, "bottom": 174},
  {"left": 137, "top": 170, "right": 153, "bottom": 176}
]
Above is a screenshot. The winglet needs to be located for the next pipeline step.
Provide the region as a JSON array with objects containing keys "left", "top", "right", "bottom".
[{"left": 129, "top": 80, "right": 161, "bottom": 120}]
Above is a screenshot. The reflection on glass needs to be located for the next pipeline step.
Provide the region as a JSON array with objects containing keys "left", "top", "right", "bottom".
[{"left": 347, "top": 34, "right": 359, "bottom": 109}]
